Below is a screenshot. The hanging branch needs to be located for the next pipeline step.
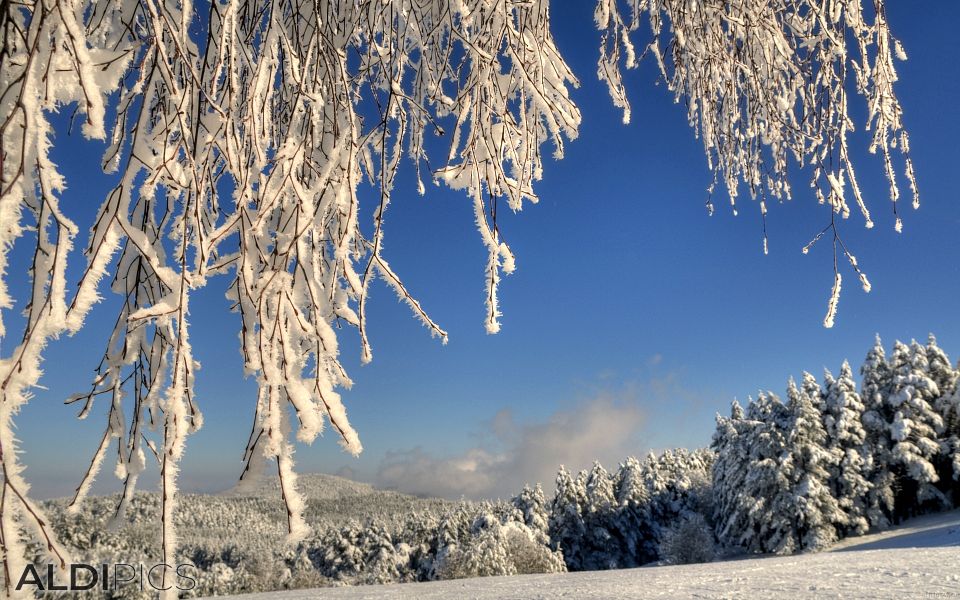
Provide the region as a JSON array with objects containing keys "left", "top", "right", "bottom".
[
  {"left": 596, "top": 0, "right": 917, "bottom": 326},
  {"left": 1, "top": 1, "right": 579, "bottom": 596}
]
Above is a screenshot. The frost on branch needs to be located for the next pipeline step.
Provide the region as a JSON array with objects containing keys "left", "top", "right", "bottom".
[
  {"left": 596, "top": 0, "right": 917, "bottom": 325},
  {"left": 1, "top": 0, "right": 580, "bottom": 595},
  {"left": 0, "top": 0, "right": 131, "bottom": 594}
]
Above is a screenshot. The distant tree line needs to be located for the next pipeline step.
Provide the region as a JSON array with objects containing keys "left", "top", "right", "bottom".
[{"left": 276, "top": 447, "right": 715, "bottom": 591}]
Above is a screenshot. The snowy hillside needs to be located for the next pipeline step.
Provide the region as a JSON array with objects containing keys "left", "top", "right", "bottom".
[
  {"left": 217, "top": 473, "right": 377, "bottom": 501},
  {"left": 34, "top": 473, "right": 462, "bottom": 595},
  {"left": 211, "top": 509, "right": 960, "bottom": 599}
]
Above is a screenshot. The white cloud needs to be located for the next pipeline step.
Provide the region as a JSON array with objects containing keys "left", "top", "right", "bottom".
[{"left": 375, "top": 394, "right": 647, "bottom": 500}]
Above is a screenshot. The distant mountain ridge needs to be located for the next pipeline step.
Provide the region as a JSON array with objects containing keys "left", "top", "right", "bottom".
[{"left": 217, "top": 472, "right": 377, "bottom": 501}]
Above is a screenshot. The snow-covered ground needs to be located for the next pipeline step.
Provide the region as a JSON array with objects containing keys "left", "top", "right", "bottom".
[{"left": 213, "top": 509, "right": 960, "bottom": 599}]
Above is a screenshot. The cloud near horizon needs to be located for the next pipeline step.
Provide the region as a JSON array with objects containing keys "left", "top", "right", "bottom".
[{"left": 375, "top": 393, "right": 647, "bottom": 500}]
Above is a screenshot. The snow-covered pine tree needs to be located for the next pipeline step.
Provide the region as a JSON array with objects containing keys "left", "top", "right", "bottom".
[
  {"left": 580, "top": 462, "right": 618, "bottom": 570},
  {"left": 941, "top": 383, "right": 960, "bottom": 504},
  {"left": 801, "top": 371, "right": 826, "bottom": 415},
  {"left": 639, "top": 451, "right": 668, "bottom": 549},
  {"left": 747, "top": 390, "right": 791, "bottom": 427},
  {"left": 711, "top": 401, "right": 756, "bottom": 551},
  {"left": 719, "top": 392, "right": 793, "bottom": 554},
  {"left": 436, "top": 516, "right": 565, "bottom": 580},
  {"left": 731, "top": 399, "right": 745, "bottom": 421},
  {"left": 926, "top": 335, "right": 960, "bottom": 499},
  {"left": 355, "top": 523, "right": 403, "bottom": 585},
  {"left": 435, "top": 513, "right": 513, "bottom": 580},
  {"left": 822, "top": 362, "right": 872, "bottom": 535},
  {"left": 395, "top": 511, "right": 441, "bottom": 582},
  {"left": 741, "top": 392, "right": 792, "bottom": 553},
  {"left": 548, "top": 465, "right": 588, "bottom": 571},
  {"left": 511, "top": 484, "right": 551, "bottom": 546},
  {"left": 710, "top": 412, "right": 736, "bottom": 543},
  {"left": 774, "top": 378, "right": 840, "bottom": 552},
  {"left": 613, "top": 456, "right": 656, "bottom": 567},
  {"left": 642, "top": 448, "right": 714, "bottom": 552},
  {"left": 926, "top": 335, "right": 959, "bottom": 400},
  {"left": 314, "top": 524, "right": 365, "bottom": 582},
  {"left": 886, "top": 341, "right": 946, "bottom": 518},
  {"left": 860, "top": 335, "right": 897, "bottom": 527},
  {"left": 0, "top": 0, "right": 921, "bottom": 589},
  {"left": 429, "top": 504, "right": 476, "bottom": 580}
]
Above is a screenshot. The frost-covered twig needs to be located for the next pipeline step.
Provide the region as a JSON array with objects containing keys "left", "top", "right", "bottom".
[{"left": 596, "top": 0, "right": 917, "bottom": 321}]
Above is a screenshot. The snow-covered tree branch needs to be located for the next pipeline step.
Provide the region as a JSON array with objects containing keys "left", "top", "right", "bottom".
[
  {"left": 2, "top": 0, "right": 580, "bottom": 595},
  {"left": 596, "top": 0, "right": 917, "bottom": 326}
]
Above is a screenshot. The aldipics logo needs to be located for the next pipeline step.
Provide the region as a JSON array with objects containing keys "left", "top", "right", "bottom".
[{"left": 15, "top": 563, "right": 197, "bottom": 592}]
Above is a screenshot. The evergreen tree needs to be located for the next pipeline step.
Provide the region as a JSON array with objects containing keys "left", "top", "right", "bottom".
[
  {"left": 429, "top": 504, "right": 476, "bottom": 580},
  {"left": 712, "top": 400, "right": 761, "bottom": 551},
  {"left": 710, "top": 413, "right": 737, "bottom": 548},
  {"left": 738, "top": 392, "right": 791, "bottom": 553},
  {"left": 860, "top": 335, "right": 897, "bottom": 527},
  {"left": 396, "top": 512, "right": 442, "bottom": 581},
  {"left": 613, "top": 456, "right": 656, "bottom": 566},
  {"left": 747, "top": 390, "right": 790, "bottom": 426},
  {"left": 658, "top": 513, "right": 717, "bottom": 565},
  {"left": 801, "top": 371, "right": 826, "bottom": 414},
  {"left": 644, "top": 449, "right": 714, "bottom": 542},
  {"left": 314, "top": 524, "right": 365, "bottom": 581},
  {"left": 926, "top": 335, "right": 958, "bottom": 401},
  {"left": 357, "top": 523, "right": 403, "bottom": 584},
  {"left": 640, "top": 451, "right": 668, "bottom": 542},
  {"left": 941, "top": 384, "right": 960, "bottom": 503},
  {"left": 886, "top": 341, "right": 946, "bottom": 518},
  {"left": 926, "top": 335, "right": 960, "bottom": 500},
  {"left": 511, "top": 485, "right": 550, "bottom": 545},
  {"left": 438, "top": 511, "right": 513, "bottom": 579},
  {"left": 776, "top": 379, "right": 840, "bottom": 552},
  {"left": 436, "top": 519, "right": 565, "bottom": 580},
  {"left": 581, "top": 462, "right": 618, "bottom": 570},
  {"left": 822, "top": 362, "right": 872, "bottom": 535},
  {"left": 548, "top": 466, "right": 587, "bottom": 571},
  {"left": 731, "top": 399, "right": 745, "bottom": 421}
]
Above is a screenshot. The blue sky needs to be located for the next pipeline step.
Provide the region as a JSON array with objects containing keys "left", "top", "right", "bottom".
[{"left": 12, "top": 2, "right": 960, "bottom": 499}]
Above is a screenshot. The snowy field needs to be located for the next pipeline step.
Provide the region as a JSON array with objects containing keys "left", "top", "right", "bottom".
[{"left": 213, "top": 509, "right": 960, "bottom": 599}]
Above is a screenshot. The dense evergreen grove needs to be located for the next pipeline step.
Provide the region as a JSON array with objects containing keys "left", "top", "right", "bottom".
[
  {"left": 713, "top": 334, "right": 960, "bottom": 555},
  {"left": 24, "top": 334, "right": 960, "bottom": 596}
]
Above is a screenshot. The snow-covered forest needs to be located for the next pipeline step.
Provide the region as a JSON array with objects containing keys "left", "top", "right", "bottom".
[
  {"left": 21, "top": 332, "right": 960, "bottom": 597},
  {"left": 211, "top": 510, "right": 960, "bottom": 600}
]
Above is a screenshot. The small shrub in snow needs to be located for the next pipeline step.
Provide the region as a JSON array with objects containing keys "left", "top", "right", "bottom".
[{"left": 659, "top": 514, "right": 716, "bottom": 565}]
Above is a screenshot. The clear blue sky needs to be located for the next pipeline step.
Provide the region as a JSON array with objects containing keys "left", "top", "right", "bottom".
[{"left": 12, "top": 2, "right": 960, "bottom": 499}]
